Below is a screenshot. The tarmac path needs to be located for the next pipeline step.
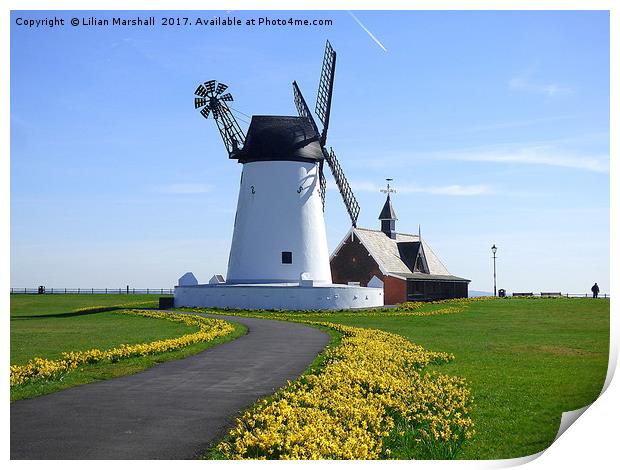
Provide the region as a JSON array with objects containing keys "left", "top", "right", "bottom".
[{"left": 11, "top": 313, "right": 330, "bottom": 459}]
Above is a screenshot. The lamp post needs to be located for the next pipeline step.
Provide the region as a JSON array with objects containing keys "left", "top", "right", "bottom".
[{"left": 491, "top": 244, "right": 498, "bottom": 296}]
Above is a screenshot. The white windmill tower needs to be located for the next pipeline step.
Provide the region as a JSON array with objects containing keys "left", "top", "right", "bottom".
[{"left": 175, "top": 41, "right": 382, "bottom": 310}]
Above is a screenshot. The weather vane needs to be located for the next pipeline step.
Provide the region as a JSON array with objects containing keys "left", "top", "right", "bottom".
[{"left": 381, "top": 178, "right": 396, "bottom": 195}]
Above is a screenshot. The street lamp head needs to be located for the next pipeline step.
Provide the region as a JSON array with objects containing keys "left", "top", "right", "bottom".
[{"left": 491, "top": 244, "right": 497, "bottom": 255}]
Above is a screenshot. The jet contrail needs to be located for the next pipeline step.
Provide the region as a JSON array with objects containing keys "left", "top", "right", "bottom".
[{"left": 348, "top": 11, "right": 387, "bottom": 52}]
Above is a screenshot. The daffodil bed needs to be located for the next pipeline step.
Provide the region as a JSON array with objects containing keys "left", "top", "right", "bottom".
[
  {"left": 214, "top": 322, "right": 474, "bottom": 459},
  {"left": 187, "top": 296, "right": 607, "bottom": 459},
  {"left": 10, "top": 310, "right": 235, "bottom": 387}
]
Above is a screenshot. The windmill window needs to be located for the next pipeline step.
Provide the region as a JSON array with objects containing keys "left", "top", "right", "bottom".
[{"left": 281, "top": 251, "right": 292, "bottom": 264}]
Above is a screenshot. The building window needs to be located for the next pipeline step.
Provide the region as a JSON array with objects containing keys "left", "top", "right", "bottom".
[{"left": 281, "top": 251, "right": 292, "bottom": 264}]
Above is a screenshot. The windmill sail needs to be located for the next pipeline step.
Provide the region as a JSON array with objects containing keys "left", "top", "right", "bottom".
[
  {"left": 293, "top": 81, "right": 326, "bottom": 206},
  {"left": 325, "top": 148, "right": 360, "bottom": 227},
  {"left": 214, "top": 101, "right": 245, "bottom": 154},
  {"left": 315, "top": 40, "right": 336, "bottom": 146},
  {"left": 318, "top": 160, "right": 327, "bottom": 208},
  {"left": 292, "top": 81, "right": 320, "bottom": 137},
  {"left": 291, "top": 42, "right": 360, "bottom": 227},
  {"left": 314, "top": 41, "right": 360, "bottom": 226}
]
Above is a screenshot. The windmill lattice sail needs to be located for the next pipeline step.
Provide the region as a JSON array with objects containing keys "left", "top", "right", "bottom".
[
  {"left": 213, "top": 101, "right": 245, "bottom": 154},
  {"left": 293, "top": 80, "right": 326, "bottom": 206},
  {"left": 292, "top": 41, "right": 360, "bottom": 227},
  {"left": 292, "top": 81, "right": 320, "bottom": 136},
  {"left": 325, "top": 148, "right": 360, "bottom": 227},
  {"left": 315, "top": 40, "right": 336, "bottom": 146}
]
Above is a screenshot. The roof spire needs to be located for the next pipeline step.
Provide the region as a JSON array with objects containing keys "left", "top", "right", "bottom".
[
  {"left": 418, "top": 224, "right": 421, "bottom": 240},
  {"left": 379, "top": 178, "right": 397, "bottom": 239}
]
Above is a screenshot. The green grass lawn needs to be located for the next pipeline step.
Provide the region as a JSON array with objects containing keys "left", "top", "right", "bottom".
[
  {"left": 10, "top": 294, "right": 246, "bottom": 401},
  {"left": 11, "top": 294, "right": 165, "bottom": 363},
  {"left": 186, "top": 297, "right": 609, "bottom": 460},
  {"left": 11, "top": 294, "right": 161, "bottom": 318},
  {"left": 10, "top": 293, "right": 161, "bottom": 317},
  {"left": 10, "top": 295, "right": 609, "bottom": 459}
]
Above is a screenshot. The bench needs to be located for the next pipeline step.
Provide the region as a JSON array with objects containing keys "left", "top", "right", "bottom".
[
  {"left": 512, "top": 292, "right": 533, "bottom": 297},
  {"left": 541, "top": 292, "right": 562, "bottom": 297}
]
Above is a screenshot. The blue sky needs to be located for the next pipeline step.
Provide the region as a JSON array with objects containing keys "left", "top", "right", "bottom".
[{"left": 10, "top": 10, "right": 609, "bottom": 293}]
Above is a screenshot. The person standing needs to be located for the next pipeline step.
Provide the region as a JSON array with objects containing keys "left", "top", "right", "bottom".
[{"left": 591, "top": 283, "right": 600, "bottom": 298}]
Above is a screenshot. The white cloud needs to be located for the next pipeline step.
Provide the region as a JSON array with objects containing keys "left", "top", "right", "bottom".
[
  {"left": 443, "top": 146, "right": 609, "bottom": 173},
  {"left": 460, "top": 115, "right": 577, "bottom": 133},
  {"left": 156, "top": 183, "right": 214, "bottom": 194},
  {"left": 414, "top": 184, "right": 492, "bottom": 196},
  {"left": 508, "top": 74, "right": 573, "bottom": 97},
  {"left": 348, "top": 137, "right": 609, "bottom": 174}
]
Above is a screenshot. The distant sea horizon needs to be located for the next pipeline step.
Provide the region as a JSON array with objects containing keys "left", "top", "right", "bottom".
[{"left": 469, "top": 290, "right": 494, "bottom": 297}]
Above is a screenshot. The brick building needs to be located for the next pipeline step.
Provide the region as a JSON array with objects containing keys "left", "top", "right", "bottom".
[{"left": 330, "top": 194, "right": 470, "bottom": 304}]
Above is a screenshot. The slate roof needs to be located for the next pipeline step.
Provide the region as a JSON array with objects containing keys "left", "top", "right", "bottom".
[{"left": 334, "top": 227, "right": 469, "bottom": 282}]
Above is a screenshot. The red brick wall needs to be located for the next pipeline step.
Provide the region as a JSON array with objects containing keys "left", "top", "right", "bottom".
[
  {"left": 331, "top": 234, "right": 408, "bottom": 305},
  {"left": 384, "top": 276, "right": 407, "bottom": 305},
  {"left": 330, "top": 234, "right": 383, "bottom": 286}
]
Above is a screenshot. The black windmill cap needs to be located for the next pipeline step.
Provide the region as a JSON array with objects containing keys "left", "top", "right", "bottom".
[{"left": 235, "top": 115, "right": 324, "bottom": 164}]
